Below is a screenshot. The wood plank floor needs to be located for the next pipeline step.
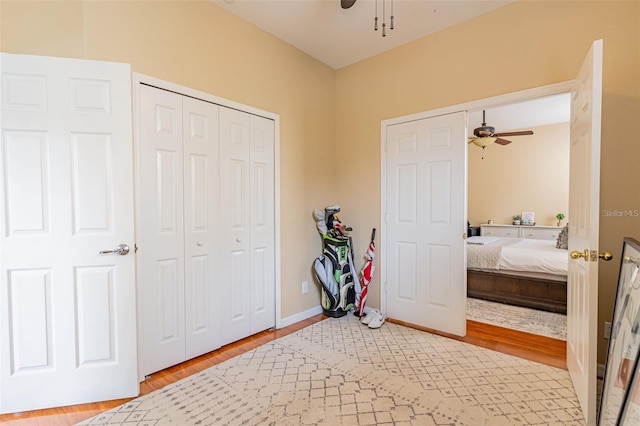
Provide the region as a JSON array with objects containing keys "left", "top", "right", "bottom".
[{"left": 0, "top": 315, "right": 566, "bottom": 426}]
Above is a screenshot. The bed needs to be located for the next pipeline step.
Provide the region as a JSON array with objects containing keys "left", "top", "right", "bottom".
[{"left": 466, "top": 236, "right": 568, "bottom": 314}]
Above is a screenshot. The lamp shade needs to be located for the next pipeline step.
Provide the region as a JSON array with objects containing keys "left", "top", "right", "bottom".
[{"left": 470, "top": 136, "right": 497, "bottom": 148}]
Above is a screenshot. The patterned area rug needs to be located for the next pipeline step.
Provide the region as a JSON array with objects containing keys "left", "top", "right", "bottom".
[
  {"left": 466, "top": 298, "right": 567, "bottom": 341},
  {"left": 78, "top": 315, "right": 584, "bottom": 425}
]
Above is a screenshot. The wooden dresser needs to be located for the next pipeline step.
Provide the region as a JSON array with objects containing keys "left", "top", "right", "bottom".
[{"left": 480, "top": 224, "right": 561, "bottom": 240}]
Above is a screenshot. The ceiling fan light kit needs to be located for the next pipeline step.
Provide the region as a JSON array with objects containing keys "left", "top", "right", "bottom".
[
  {"left": 470, "top": 136, "right": 497, "bottom": 148},
  {"left": 469, "top": 110, "right": 534, "bottom": 151}
]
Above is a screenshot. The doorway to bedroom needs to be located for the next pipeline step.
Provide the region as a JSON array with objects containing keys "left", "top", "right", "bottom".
[{"left": 466, "top": 93, "right": 571, "bottom": 341}]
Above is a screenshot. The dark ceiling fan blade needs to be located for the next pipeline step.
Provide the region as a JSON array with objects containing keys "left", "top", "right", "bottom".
[
  {"left": 341, "top": 0, "right": 357, "bottom": 9},
  {"left": 495, "top": 138, "right": 512, "bottom": 145},
  {"left": 495, "top": 130, "right": 534, "bottom": 137}
]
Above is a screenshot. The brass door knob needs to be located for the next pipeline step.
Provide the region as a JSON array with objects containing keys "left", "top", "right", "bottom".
[
  {"left": 599, "top": 251, "right": 613, "bottom": 261},
  {"left": 570, "top": 249, "right": 613, "bottom": 262},
  {"left": 570, "top": 249, "right": 589, "bottom": 261}
]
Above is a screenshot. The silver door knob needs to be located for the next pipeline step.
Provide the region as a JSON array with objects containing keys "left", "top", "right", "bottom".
[{"left": 99, "top": 244, "right": 130, "bottom": 255}]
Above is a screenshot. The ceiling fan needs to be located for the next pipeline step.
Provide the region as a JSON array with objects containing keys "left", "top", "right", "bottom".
[
  {"left": 469, "top": 110, "right": 534, "bottom": 148},
  {"left": 341, "top": 0, "right": 357, "bottom": 9}
]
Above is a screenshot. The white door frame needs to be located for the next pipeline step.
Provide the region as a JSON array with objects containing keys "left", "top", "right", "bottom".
[
  {"left": 380, "top": 80, "right": 573, "bottom": 318},
  {"left": 131, "top": 74, "right": 282, "bottom": 332}
]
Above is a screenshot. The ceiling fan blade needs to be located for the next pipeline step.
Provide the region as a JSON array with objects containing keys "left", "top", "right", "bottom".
[
  {"left": 494, "top": 130, "right": 534, "bottom": 137},
  {"left": 341, "top": 0, "right": 357, "bottom": 9},
  {"left": 495, "top": 138, "right": 512, "bottom": 145}
]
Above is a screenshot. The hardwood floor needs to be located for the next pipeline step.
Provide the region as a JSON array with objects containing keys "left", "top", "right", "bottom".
[{"left": 0, "top": 315, "right": 566, "bottom": 426}]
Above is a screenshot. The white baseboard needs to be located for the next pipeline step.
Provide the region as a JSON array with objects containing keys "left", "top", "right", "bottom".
[{"left": 278, "top": 305, "right": 323, "bottom": 328}]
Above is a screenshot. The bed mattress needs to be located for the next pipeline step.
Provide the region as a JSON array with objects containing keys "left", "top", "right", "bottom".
[{"left": 466, "top": 237, "right": 568, "bottom": 276}]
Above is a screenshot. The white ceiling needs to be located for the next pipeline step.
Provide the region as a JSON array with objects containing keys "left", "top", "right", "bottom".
[
  {"left": 211, "top": 0, "right": 570, "bottom": 132},
  {"left": 212, "top": 0, "right": 514, "bottom": 70},
  {"left": 467, "top": 93, "right": 571, "bottom": 135}
]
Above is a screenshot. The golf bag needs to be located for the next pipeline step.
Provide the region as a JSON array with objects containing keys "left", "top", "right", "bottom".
[{"left": 312, "top": 206, "right": 360, "bottom": 318}]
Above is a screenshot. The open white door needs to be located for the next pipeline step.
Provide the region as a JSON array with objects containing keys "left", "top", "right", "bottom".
[
  {"left": 566, "top": 39, "right": 604, "bottom": 425},
  {"left": 0, "top": 53, "right": 138, "bottom": 413},
  {"left": 384, "top": 111, "right": 467, "bottom": 336}
]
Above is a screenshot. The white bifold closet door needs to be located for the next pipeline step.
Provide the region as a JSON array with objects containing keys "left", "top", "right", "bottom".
[
  {"left": 219, "top": 107, "right": 275, "bottom": 347},
  {"left": 137, "top": 85, "right": 220, "bottom": 378}
]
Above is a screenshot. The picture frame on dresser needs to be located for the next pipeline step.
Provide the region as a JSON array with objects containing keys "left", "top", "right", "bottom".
[
  {"left": 598, "top": 237, "right": 640, "bottom": 425},
  {"left": 521, "top": 211, "right": 535, "bottom": 225}
]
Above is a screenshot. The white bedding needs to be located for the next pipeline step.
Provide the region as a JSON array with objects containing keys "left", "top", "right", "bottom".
[
  {"left": 466, "top": 236, "right": 501, "bottom": 245},
  {"left": 467, "top": 237, "right": 568, "bottom": 276}
]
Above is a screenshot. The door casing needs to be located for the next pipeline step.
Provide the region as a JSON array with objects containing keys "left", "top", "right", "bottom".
[{"left": 381, "top": 80, "right": 575, "bottom": 319}]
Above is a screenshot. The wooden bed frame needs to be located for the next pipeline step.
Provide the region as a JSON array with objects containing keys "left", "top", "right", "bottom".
[{"left": 467, "top": 269, "right": 567, "bottom": 314}]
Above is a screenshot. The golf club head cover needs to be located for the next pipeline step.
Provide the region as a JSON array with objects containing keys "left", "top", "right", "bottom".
[{"left": 313, "top": 209, "right": 328, "bottom": 235}]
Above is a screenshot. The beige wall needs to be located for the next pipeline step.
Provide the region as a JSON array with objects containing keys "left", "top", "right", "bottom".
[
  {"left": 469, "top": 123, "right": 570, "bottom": 227},
  {"left": 0, "top": 0, "right": 337, "bottom": 318},
  {"left": 336, "top": 1, "right": 640, "bottom": 364},
  {"left": 2, "top": 0, "right": 640, "bottom": 365}
]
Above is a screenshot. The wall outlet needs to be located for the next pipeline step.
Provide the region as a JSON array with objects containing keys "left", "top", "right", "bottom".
[
  {"left": 302, "top": 281, "right": 308, "bottom": 294},
  {"left": 604, "top": 321, "right": 612, "bottom": 339}
]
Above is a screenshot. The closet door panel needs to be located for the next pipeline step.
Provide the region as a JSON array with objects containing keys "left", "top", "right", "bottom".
[
  {"left": 182, "top": 97, "right": 220, "bottom": 359},
  {"left": 230, "top": 250, "right": 248, "bottom": 320},
  {"left": 250, "top": 116, "right": 275, "bottom": 334},
  {"left": 138, "top": 85, "right": 186, "bottom": 377},
  {"left": 219, "top": 107, "right": 251, "bottom": 346}
]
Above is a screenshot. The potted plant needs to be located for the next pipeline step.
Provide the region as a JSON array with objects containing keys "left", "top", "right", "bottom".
[
  {"left": 556, "top": 213, "right": 565, "bottom": 226},
  {"left": 512, "top": 214, "right": 522, "bottom": 225}
]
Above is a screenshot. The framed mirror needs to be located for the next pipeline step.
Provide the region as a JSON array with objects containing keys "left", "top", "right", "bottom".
[{"left": 598, "top": 237, "right": 640, "bottom": 425}]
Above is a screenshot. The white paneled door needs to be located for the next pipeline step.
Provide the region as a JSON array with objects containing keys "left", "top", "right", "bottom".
[
  {"left": 137, "top": 84, "right": 220, "bottom": 378},
  {"left": 219, "top": 107, "right": 275, "bottom": 346},
  {"left": 219, "top": 107, "right": 251, "bottom": 345},
  {"left": 567, "top": 39, "right": 603, "bottom": 425},
  {"left": 0, "top": 53, "right": 138, "bottom": 413},
  {"left": 384, "top": 111, "right": 467, "bottom": 336},
  {"left": 138, "top": 85, "right": 186, "bottom": 377},
  {"left": 137, "top": 82, "right": 275, "bottom": 377},
  {"left": 183, "top": 96, "right": 221, "bottom": 360},
  {"left": 248, "top": 114, "right": 275, "bottom": 336}
]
